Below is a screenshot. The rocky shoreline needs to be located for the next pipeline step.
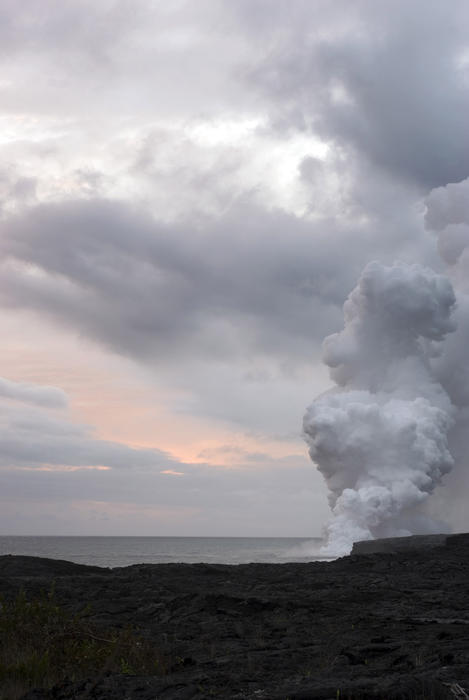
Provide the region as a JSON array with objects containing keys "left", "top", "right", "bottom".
[{"left": 2, "top": 535, "right": 469, "bottom": 699}]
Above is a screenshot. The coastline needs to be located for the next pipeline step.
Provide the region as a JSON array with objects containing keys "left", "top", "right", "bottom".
[
  {"left": 0, "top": 536, "right": 324, "bottom": 568},
  {"left": 1, "top": 537, "right": 468, "bottom": 699}
]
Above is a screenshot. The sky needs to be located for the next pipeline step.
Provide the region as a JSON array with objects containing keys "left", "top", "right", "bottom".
[{"left": 1, "top": 0, "right": 469, "bottom": 537}]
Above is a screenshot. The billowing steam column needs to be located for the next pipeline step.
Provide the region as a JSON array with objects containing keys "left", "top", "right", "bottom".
[{"left": 303, "top": 261, "right": 457, "bottom": 556}]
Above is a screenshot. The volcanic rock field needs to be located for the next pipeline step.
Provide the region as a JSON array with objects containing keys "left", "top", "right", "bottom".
[{"left": 2, "top": 535, "right": 469, "bottom": 699}]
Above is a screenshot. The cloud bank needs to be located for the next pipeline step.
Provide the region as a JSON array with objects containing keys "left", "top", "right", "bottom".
[
  {"left": 0, "top": 375, "right": 325, "bottom": 536},
  {"left": 0, "top": 375, "right": 175, "bottom": 471}
]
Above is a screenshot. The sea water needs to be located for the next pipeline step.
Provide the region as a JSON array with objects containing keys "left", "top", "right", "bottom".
[{"left": 0, "top": 536, "right": 326, "bottom": 568}]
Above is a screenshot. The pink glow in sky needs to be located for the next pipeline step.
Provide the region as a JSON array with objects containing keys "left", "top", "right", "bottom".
[{"left": 1, "top": 0, "right": 469, "bottom": 536}]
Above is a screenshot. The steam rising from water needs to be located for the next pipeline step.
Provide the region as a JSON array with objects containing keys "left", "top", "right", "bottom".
[{"left": 303, "top": 261, "right": 457, "bottom": 556}]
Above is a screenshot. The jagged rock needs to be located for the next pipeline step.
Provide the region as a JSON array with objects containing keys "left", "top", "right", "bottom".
[
  {"left": 2, "top": 535, "right": 469, "bottom": 699},
  {"left": 351, "top": 533, "right": 469, "bottom": 555}
]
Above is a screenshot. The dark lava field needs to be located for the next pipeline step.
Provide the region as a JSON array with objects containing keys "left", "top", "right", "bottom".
[{"left": 2, "top": 535, "right": 469, "bottom": 699}]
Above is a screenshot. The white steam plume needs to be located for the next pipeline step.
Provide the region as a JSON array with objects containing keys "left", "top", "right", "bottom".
[
  {"left": 424, "top": 178, "right": 469, "bottom": 407},
  {"left": 425, "top": 178, "right": 469, "bottom": 281},
  {"left": 303, "top": 261, "right": 457, "bottom": 556},
  {"left": 423, "top": 178, "right": 469, "bottom": 533}
]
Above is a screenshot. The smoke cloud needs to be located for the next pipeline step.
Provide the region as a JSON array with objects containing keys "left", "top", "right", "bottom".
[
  {"left": 419, "top": 178, "right": 469, "bottom": 533},
  {"left": 303, "top": 261, "right": 457, "bottom": 555}
]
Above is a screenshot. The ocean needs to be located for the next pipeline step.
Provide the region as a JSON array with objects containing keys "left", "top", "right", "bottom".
[{"left": 0, "top": 536, "right": 326, "bottom": 568}]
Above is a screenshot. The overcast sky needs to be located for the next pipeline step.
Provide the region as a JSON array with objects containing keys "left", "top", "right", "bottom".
[{"left": 1, "top": 0, "right": 468, "bottom": 536}]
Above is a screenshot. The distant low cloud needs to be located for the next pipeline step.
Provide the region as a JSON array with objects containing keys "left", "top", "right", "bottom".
[
  {"left": 0, "top": 375, "right": 175, "bottom": 471},
  {"left": 0, "top": 376, "right": 327, "bottom": 536},
  {"left": 0, "top": 376, "right": 67, "bottom": 408}
]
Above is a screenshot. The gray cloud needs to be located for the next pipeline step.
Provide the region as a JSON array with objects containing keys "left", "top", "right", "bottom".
[
  {"left": 3, "top": 1, "right": 468, "bottom": 191},
  {"left": 243, "top": 0, "right": 469, "bottom": 189},
  {"left": 0, "top": 376, "right": 67, "bottom": 408},
  {"left": 0, "top": 381, "right": 174, "bottom": 471},
  {"left": 0, "top": 0, "right": 253, "bottom": 120},
  {"left": 0, "top": 196, "right": 432, "bottom": 367},
  {"left": 0, "top": 450, "right": 326, "bottom": 536}
]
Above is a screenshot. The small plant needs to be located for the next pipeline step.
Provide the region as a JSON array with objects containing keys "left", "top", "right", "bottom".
[{"left": 0, "top": 589, "right": 168, "bottom": 699}]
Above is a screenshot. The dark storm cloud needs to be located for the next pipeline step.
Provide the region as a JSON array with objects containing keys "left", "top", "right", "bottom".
[
  {"left": 0, "top": 196, "right": 427, "bottom": 364},
  {"left": 242, "top": 0, "right": 469, "bottom": 189}
]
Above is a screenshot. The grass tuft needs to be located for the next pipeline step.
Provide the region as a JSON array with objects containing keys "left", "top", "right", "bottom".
[{"left": 0, "top": 587, "right": 168, "bottom": 699}]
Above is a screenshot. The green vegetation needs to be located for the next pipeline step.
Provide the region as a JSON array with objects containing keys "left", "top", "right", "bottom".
[{"left": 0, "top": 587, "right": 168, "bottom": 699}]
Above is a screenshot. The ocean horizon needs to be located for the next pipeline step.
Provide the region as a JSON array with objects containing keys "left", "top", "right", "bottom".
[{"left": 0, "top": 535, "right": 327, "bottom": 568}]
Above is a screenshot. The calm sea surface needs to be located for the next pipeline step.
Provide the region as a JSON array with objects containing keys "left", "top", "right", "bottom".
[{"left": 0, "top": 536, "right": 326, "bottom": 568}]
